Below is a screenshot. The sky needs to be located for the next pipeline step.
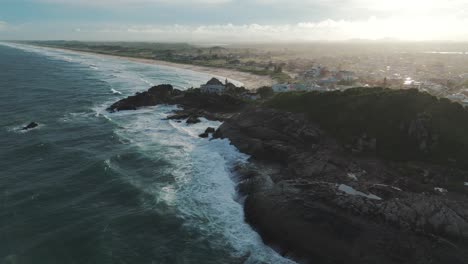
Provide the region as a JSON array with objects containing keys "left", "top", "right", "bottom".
[{"left": 0, "top": 0, "right": 467, "bottom": 42}]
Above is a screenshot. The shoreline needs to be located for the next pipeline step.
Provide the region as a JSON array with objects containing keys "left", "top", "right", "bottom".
[
  {"left": 107, "top": 85, "right": 468, "bottom": 263},
  {"left": 32, "top": 45, "right": 274, "bottom": 89}
]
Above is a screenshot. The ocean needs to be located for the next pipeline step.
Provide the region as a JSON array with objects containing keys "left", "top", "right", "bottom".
[{"left": 0, "top": 43, "right": 293, "bottom": 264}]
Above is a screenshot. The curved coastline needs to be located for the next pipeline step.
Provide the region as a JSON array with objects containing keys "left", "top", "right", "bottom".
[{"left": 12, "top": 43, "right": 274, "bottom": 90}]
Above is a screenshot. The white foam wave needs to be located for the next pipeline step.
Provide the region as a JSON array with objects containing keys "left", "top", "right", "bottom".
[
  {"left": 107, "top": 106, "right": 295, "bottom": 263},
  {"left": 139, "top": 76, "right": 154, "bottom": 86},
  {"left": 110, "top": 88, "right": 122, "bottom": 95}
]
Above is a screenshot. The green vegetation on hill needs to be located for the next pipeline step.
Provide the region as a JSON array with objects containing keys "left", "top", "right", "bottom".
[{"left": 266, "top": 87, "right": 468, "bottom": 168}]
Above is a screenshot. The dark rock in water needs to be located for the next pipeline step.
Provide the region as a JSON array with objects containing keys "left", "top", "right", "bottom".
[
  {"left": 186, "top": 116, "right": 201, "bottom": 124},
  {"left": 199, "top": 127, "right": 216, "bottom": 138},
  {"left": 199, "top": 132, "right": 209, "bottom": 138},
  {"left": 22, "top": 122, "right": 38, "bottom": 130},
  {"left": 205, "top": 127, "right": 216, "bottom": 134}
]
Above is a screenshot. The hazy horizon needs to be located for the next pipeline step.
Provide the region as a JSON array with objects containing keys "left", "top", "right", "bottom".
[{"left": 1, "top": 0, "right": 468, "bottom": 42}]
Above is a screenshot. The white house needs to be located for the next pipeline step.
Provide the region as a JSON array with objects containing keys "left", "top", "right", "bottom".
[{"left": 201, "top": 78, "right": 225, "bottom": 94}]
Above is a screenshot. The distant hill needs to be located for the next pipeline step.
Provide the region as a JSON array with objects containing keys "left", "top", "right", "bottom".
[{"left": 266, "top": 87, "right": 468, "bottom": 168}]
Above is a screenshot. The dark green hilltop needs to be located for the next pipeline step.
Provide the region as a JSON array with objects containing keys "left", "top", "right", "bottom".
[{"left": 267, "top": 87, "right": 468, "bottom": 169}]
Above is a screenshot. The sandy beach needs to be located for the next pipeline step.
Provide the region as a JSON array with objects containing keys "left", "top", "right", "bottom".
[{"left": 44, "top": 47, "right": 274, "bottom": 89}]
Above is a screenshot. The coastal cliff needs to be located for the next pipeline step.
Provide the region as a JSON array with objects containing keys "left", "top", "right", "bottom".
[
  {"left": 109, "top": 85, "right": 468, "bottom": 263},
  {"left": 215, "top": 107, "right": 468, "bottom": 263}
]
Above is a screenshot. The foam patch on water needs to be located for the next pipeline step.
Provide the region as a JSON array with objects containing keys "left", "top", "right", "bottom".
[{"left": 110, "top": 88, "right": 122, "bottom": 95}]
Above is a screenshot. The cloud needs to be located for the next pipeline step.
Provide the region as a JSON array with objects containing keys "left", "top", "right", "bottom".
[
  {"left": 61, "top": 16, "right": 468, "bottom": 42},
  {"left": 3, "top": 0, "right": 468, "bottom": 41},
  {"left": 252, "top": 0, "right": 468, "bottom": 19}
]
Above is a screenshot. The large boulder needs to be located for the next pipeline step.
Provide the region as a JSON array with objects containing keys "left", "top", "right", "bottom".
[{"left": 199, "top": 127, "right": 216, "bottom": 138}]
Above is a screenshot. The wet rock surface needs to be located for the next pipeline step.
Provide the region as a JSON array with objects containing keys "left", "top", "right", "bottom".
[{"left": 199, "top": 127, "right": 216, "bottom": 138}]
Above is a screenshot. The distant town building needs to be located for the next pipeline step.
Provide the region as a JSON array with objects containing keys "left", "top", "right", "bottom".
[
  {"left": 273, "top": 83, "right": 326, "bottom": 93},
  {"left": 336, "top": 71, "right": 356, "bottom": 81},
  {"left": 317, "top": 76, "right": 337, "bottom": 86},
  {"left": 201, "top": 78, "right": 225, "bottom": 94},
  {"left": 304, "top": 66, "right": 323, "bottom": 79}
]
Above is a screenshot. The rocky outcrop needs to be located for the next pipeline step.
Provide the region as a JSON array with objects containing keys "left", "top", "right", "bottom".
[
  {"left": 107, "top": 84, "right": 175, "bottom": 112},
  {"left": 109, "top": 84, "right": 468, "bottom": 263},
  {"left": 216, "top": 107, "right": 468, "bottom": 264},
  {"left": 186, "top": 115, "right": 201, "bottom": 124},
  {"left": 22, "top": 122, "right": 38, "bottom": 130},
  {"left": 199, "top": 127, "right": 216, "bottom": 138},
  {"left": 108, "top": 85, "right": 246, "bottom": 121}
]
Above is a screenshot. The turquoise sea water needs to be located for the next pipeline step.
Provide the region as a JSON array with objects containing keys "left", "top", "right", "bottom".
[{"left": 0, "top": 43, "right": 293, "bottom": 264}]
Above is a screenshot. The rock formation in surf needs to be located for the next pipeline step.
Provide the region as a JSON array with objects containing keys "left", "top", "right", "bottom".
[{"left": 22, "top": 122, "right": 38, "bottom": 130}]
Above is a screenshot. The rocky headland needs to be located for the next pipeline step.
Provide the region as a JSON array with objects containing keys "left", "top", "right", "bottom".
[
  {"left": 107, "top": 84, "right": 246, "bottom": 123},
  {"left": 215, "top": 107, "right": 468, "bottom": 264},
  {"left": 109, "top": 84, "right": 468, "bottom": 264}
]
